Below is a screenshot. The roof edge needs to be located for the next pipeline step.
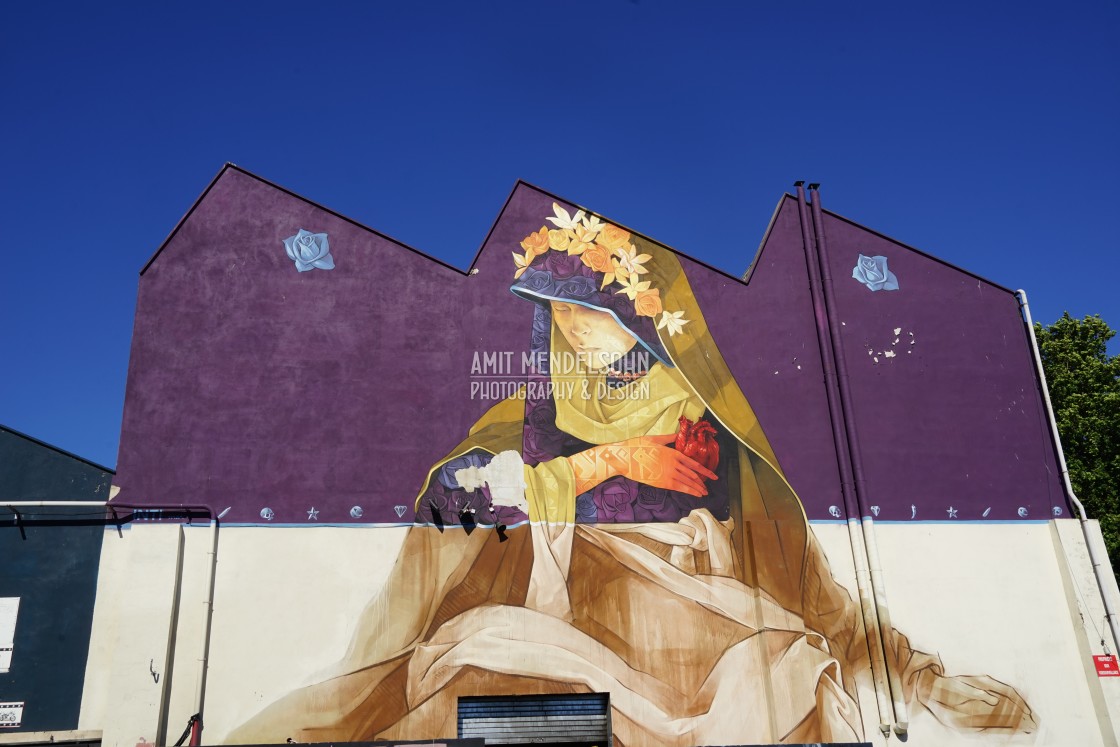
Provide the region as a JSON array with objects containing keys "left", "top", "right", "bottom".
[
  {"left": 1, "top": 423, "right": 116, "bottom": 474},
  {"left": 141, "top": 164, "right": 473, "bottom": 278},
  {"left": 742, "top": 192, "right": 795, "bottom": 283},
  {"left": 820, "top": 203, "right": 1017, "bottom": 296}
]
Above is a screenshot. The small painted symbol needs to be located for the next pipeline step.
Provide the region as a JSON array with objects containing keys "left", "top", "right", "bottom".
[
  {"left": 947, "top": 506, "right": 958, "bottom": 519},
  {"left": 828, "top": 505, "right": 842, "bottom": 518},
  {"left": 911, "top": 505, "right": 917, "bottom": 519},
  {"left": 217, "top": 506, "right": 232, "bottom": 520},
  {"left": 982, "top": 507, "right": 991, "bottom": 517},
  {"left": 870, "top": 505, "right": 880, "bottom": 516},
  {"left": 260, "top": 508, "right": 274, "bottom": 521},
  {"left": 394, "top": 505, "right": 407, "bottom": 518},
  {"left": 1017, "top": 507, "right": 1029, "bottom": 518},
  {"left": 1053, "top": 507, "right": 1063, "bottom": 517},
  {"left": 307, "top": 507, "right": 320, "bottom": 521},
  {"left": 350, "top": 506, "right": 363, "bottom": 519}
]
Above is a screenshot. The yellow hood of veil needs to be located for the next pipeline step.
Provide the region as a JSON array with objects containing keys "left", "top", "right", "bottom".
[{"left": 415, "top": 234, "right": 808, "bottom": 606}]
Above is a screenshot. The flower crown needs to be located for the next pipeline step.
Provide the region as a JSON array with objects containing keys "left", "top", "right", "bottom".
[{"left": 513, "top": 203, "right": 690, "bottom": 337}]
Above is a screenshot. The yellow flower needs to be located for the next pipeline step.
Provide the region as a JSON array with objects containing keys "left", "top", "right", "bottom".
[
  {"left": 600, "top": 257, "right": 623, "bottom": 289},
  {"left": 520, "top": 227, "right": 550, "bottom": 257},
  {"left": 597, "top": 224, "right": 631, "bottom": 250},
  {"left": 548, "top": 229, "right": 571, "bottom": 252},
  {"left": 513, "top": 251, "right": 533, "bottom": 279},
  {"left": 567, "top": 223, "right": 599, "bottom": 256},
  {"left": 634, "top": 288, "right": 663, "bottom": 318}
]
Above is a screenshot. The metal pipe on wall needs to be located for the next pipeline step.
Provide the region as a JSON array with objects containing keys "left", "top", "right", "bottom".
[
  {"left": 793, "top": 182, "right": 894, "bottom": 736},
  {"left": 192, "top": 516, "right": 220, "bottom": 745},
  {"left": 1018, "top": 289, "right": 1120, "bottom": 653},
  {"left": 809, "top": 185, "right": 909, "bottom": 733}
]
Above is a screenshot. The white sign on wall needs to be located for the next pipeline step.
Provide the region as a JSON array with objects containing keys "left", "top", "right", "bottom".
[
  {"left": 0, "top": 702, "right": 24, "bottom": 728},
  {"left": 0, "top": 598, "right": 19, "bottom": 673}
]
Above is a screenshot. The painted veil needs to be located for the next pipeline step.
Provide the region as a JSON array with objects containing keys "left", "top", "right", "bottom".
[{"left": 232, "top": 208, "right": 1035, "bottom": 745}]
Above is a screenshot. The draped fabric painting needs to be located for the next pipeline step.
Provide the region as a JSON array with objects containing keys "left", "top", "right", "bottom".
[{"left": 231, "top": 204, "right": 1036, "bottom": 745}]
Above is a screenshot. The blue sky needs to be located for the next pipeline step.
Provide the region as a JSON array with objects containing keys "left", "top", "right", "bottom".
[{"left": 2, "top": 1, "right": 1117, "bottom": 470}]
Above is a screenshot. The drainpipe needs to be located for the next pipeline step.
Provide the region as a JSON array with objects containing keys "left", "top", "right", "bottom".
[
  {"left": 3, "top": 501, "right": 113, "bottom": 507},
  {"left": 793, "top": 183, "right": 893, "bottom": 737},
  {"left": 191, "top": 515, "right": 219, "bottom": 745},
  {"left": 4, "top": 499, "right": 221, "bottom": 741},
  {"left": 1018, "top": 289, "right": 1120, "bottom": 653},
  {"left": 809, "top": 185, "right": 909, "bottom": 734},
  {"left": 113, "top": 503, "right": 220, "bottom": 746}
]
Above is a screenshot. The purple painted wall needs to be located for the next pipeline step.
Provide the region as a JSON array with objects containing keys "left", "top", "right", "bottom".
[
  {"left": 812, "top": 206, "right": 1067, "bottom": 521},
  {"left": 112, "top": 167, "right": 1067, "bottom": 523}
]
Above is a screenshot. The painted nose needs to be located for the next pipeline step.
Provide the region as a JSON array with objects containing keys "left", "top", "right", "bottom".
[{"left": 571, "top": 310, "right": 591, "bottom": 336}]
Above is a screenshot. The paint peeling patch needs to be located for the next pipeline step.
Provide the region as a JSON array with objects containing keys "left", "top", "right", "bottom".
[{"left": 866, "top": 325, "right": 917, "bottom": 365}]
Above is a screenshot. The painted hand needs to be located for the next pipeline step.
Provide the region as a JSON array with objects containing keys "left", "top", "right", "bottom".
[{"left": 567, "top": 433, "right": 717, "bottom": 498}]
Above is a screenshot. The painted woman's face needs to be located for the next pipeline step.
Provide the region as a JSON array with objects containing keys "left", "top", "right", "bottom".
[{"left": 550, "top": 301, "right": 638, "bottom": 368}]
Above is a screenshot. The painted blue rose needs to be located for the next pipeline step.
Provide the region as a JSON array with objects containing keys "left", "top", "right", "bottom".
[
  {"left": 852, "top": 254, "right": 898, "bottom": 291},
  {"left": 520, "top": 268, "right": 555, "bottom": 293},
  {"left": 556, "top": 277, "right": 599, "bottom": 301},
  {"left": 576, "top": 493, "right": 598, "bottom": 523},
  {"left": 283, "top": 229, "right": 335, "bottom": 272}
]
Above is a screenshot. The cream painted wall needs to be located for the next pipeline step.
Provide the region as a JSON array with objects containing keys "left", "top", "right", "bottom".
[
  {"left": 79, "top": 523, "right": 184, "bottom": 746},
  {"left": 80, "top": 521, "right": 1120, "bottom": 747}
]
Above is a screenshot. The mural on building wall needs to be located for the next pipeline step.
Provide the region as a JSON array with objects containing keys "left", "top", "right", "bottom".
[{"left": 231, "top": 205, "right": 1036, "bottom": 745}]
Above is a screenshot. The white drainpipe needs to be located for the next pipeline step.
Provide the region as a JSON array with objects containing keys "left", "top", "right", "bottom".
[{"left": 1018, "top": 289, "right": 1120, "bottom": 652}]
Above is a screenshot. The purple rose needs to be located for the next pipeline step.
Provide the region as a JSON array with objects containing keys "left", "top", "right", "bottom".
[
  {"left": 530, "top": 304, "right": 552, "bottom": 358},
  {"left": 523, "top": 392, "right": 567, "bottom": 463},
  {"left": 593, "top": 477, "right": 638, "bottom": 522},
  {"left": 576, "top": 493, "right": 598, "bottom": 523},
  {"left": 852, "top": 254, "right": 899, "bottom": 292},
  {"left": 493, "top": 503, "right": 528, "bottom": 525},
  {"left": 539, "top": 251, "right": 583, "bottom": 280},
  {"left": 634, "top": 487, "right": 685, "bottom": 523},
  {"left": 520, "top": 267, "right": 555, "bottom": 293}
]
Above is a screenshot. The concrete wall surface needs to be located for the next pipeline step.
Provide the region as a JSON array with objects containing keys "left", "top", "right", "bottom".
[{"left": 76, "top": 520, "right": 1120, "bottom": 747}]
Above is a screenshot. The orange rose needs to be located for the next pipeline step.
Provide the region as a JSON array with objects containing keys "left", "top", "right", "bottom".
[
  {"left": 634, "top": 288, "right": 663, "bottom": 318},
  {"left": 597, "top": 224, "right": 631, "bottom": 250},
  {"left": 547, "top": 229, "right": 571, "bottom": 252},
  {"left": 520, "top": 227, "right": 550, "bottom": 257},
  {"left": 580, "top": 243, "right": 614, "bottom": 274}
]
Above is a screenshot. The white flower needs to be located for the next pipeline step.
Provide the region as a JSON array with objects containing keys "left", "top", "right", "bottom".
[
  {"left": 545, "top": 202, "right": 586, "bottom": 230},
  {"left": 657, "top": 310, "right": 691, "bottom": 337},
  {"left": 616, "top": 244, "right": 652, "bottom": 276},
  {"left": 616, "top": 274, "right": 651, "bottom": 301}
]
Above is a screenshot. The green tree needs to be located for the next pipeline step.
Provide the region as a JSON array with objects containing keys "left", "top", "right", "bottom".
[{"left": 1035, "top": 313, "right": 1120, "bottom": 574}]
